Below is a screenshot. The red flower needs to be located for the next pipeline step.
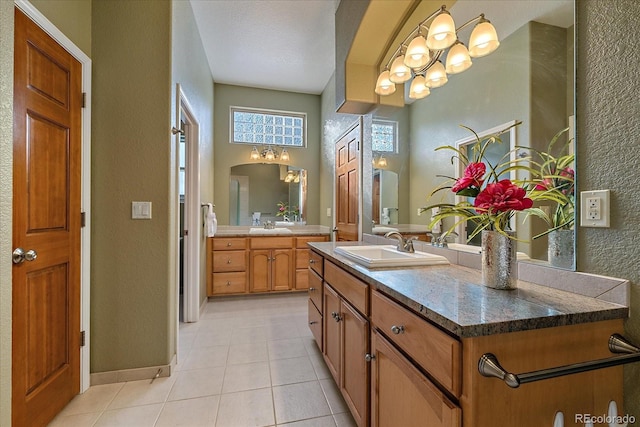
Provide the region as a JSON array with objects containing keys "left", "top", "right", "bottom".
[
  {"left": 474, "top": 179, "right": 533, "bottom": 213},
  {"left": 451, "top": 162, "right": 486, "bottom": 193},
  {"left": 535, "top": 178, "right": 553, "bottom": 191}
]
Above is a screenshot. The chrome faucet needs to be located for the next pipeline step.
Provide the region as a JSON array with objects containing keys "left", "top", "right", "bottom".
[
  {"left": 436, "top": 231, "right": 458, "bottom": 248},
  {"left": 263, "top": 220, "right": 275, "bottom": 229},
  {"left": 384, "top": 231, "right": 418, "bottom": 253}
]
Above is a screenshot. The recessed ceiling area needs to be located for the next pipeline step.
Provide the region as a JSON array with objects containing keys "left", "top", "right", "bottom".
[{"left": 189, "top": 0, "right": 337, "bottom": 95}]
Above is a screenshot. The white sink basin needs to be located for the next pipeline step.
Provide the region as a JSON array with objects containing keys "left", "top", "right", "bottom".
[
  {"left": 275, "top": 221, "right": 295, "bottom": 226},
  {"left": 372, "top": 226, "right": 399, "bottom": 234},
  {"left": 446, "top": 243, "right": 530, "bottom": 260},
  {"left": 249, "top": 227, "right": 293, "bottom": 234},
  {"left": 334, "top": 245, "right": 449, "bottom": 268}
]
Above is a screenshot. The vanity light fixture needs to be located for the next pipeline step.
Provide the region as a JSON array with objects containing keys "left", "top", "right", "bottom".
[
  {"left": 375, "top": 5, "right": 500, "bottom": 101},
  {"left": 249, "top": 145, "right": 290, "bottom": 163},
  {"left": 374, "top": 154, "right": 388, "bottom": 168}
]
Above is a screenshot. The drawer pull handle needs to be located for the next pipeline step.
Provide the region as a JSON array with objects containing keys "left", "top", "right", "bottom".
[
  {"left": 391, "top": 325, "right": 405, "bottom": 335},
  {"left": 309, "top": 287, "right": 316, "bottom": 291},
  {"left": 309, "top": 321, "right": 318, "bottom": 325},
  {"left": 309, "top": 259, "right": 315, "bottom": 264},
  {"left": 331, "top": 311, "right": 341, "bottom": 322},
  {"left": 226, "top": 281, "right": 231, "bottom": 286},
  {"left": 227, "top": 259, "right": 232, "bottom": 264},
  {"left": 227, "top": 242, "right": 232, "bottom": 247},
  {"left": 365, "top": 353, "right": 376, "bottom": 362}
]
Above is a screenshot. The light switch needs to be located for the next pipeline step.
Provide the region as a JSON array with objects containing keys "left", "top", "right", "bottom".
[
  {"left": 132, "top": 201, "right": 152, "bottom": 219},
  {"left": 326, "top": 208, "right": 331, "bottom": 217}
]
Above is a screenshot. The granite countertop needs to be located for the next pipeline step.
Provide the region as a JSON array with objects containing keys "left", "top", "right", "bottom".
[
  {"left": 308, "top": 241, "right": 628, "bottom": 338},
  {"left": 213, "top": 225, "right": 331, "bottom": 237}
]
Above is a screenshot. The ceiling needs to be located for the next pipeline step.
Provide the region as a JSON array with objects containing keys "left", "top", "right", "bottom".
[{"left": 189, "top": 0, "right": 573, "bottom": 96}]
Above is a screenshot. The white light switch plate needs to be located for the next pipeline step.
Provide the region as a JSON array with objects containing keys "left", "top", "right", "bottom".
[
  {"left": 132, "top": 201, "right": 152, "bottom": 219},
  {"left": 580, "top": 190, "right": 609, "bottom": 227}
]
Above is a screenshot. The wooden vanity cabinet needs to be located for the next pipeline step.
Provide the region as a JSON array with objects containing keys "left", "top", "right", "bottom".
[
  {"left": 207, "top": 237, "right": 248, "bottom": 295},
  {"left": 295, "top": 236, "right": 328, "bottom": 290},
  {"left": 322, "top": 261, "right": 370, "bottom": 427},
  {"left": 370, "top": 330, "right": 461, "bottom": 427},
  {"left": 250, "top": 237, "right": 293, "bottom": 292}
]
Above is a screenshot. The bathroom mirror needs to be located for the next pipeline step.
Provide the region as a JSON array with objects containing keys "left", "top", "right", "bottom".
[
  {"left": 372, "top": 169, "right": 399, "bottom": 225},
  {"left": 367, "top": 0, "right": 575, "bottom": 268},
  {"left": 229, "top": 163, "right": 307, "bottom": 226}
]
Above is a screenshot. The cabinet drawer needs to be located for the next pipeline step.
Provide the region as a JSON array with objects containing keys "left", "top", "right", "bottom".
[
  {"left": 296, "top": 248, "right": 310, "bottom": 269},
  {"left": 213, "top": 250, "right": 246, "bottom": 272},
  {"left": 309, "top": 250, "right": 323, "bottom": 276},
  {"left": 371, "top": 290, "right": 461, "bottom": 397},
  {"left": 324, "top": 261, "right": 368, "bottom": 316},
  {"left": 308, "top": 298, "right": 322, "bottom": 351},
  {"left": 212, "top": 237, "right": 247, "bottom": 251},
  {"left": 212, "top": 272, "right": 247, "bottom": 294},
  {"left": 250, "top": 236, "right": 294, "bottom": 249},
  {"left": 308, "top": 269, "right": 323, "bottom": 312},
  {"left": 296, "top": 235, "right": 328, "bottom": 248}
]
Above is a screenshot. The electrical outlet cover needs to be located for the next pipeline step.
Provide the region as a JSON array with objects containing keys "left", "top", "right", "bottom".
[{"left": 580, "top": 190, "right": 610, "bottom": 227}]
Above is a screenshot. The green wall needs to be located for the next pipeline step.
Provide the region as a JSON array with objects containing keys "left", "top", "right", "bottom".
[
  {"left": 29, "top": 0, "right": 92, "bottom": 56},
  {"left": 171, "top": 0, "right": 215, "bottom": 313},
  {"left": 576, "top": 0, "right": 640, "bottom": 416},
  {"left": 91, "top": 0, "right": 173, "bottom": 371},
  {"left": 213, "top": 84, "right": 321, "bottom": 226}
]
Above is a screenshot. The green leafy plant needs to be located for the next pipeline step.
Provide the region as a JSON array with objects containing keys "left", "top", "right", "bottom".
[
  {"left": 423, "top": 122, "right": 548, "bottom": 241},
  {"left": 524, "top": 127, "right": 575, "bottom": 238},
  {"left": 276, "top": 201, "right": 289, "bottom": 217}
]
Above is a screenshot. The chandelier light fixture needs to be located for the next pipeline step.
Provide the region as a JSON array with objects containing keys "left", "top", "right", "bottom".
[
  {"left": 250, "top": 145, "right": 290, "bottom": 162},
  {"left": 375, "top": 5, "right": 500, "bottom": 101}
]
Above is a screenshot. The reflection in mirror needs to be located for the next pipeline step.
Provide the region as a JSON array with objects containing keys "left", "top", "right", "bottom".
[
  {"left": 372, "top": 169, "right": 399, "bottom": 225},
  {"left": 229, "top": 164, "right": 307, "bottom": 226}
]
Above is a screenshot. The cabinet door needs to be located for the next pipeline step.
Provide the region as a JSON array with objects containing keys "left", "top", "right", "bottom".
[
  {"left": 341, "top": 300, "right": 369, "bottom": 427},
  {"left": 370, "top": 331, "right": 460, "bottom": 427},
  {"left": 323, "top": 284, "right": 341, "bottom": 382},
  {"left": 271, "top": 249, "right": 293, "bottom": 291},
  {"left": 249, "top": 250, "right": 270, "bottom": 293}
]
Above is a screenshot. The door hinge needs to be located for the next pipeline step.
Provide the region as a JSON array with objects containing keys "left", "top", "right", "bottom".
[
  {"left": 81, "top": 92, "right": 86, "bottom": 108},
  {"left": 80, "top": 330, "right": 86, "bottom": 347},
  {"left": 81, "top": 212, "right": 86, "bottom": 227}
]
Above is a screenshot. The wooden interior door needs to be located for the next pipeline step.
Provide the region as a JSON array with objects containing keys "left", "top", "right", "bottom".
[
  {"left": 335, "top": 124, "right": 360, "bottom": 241},
  {"left": 12, "top": 8, "right": 82, "bottom": 426},
  {"left": 372, "top": 172, "right": 380, "bottom": 225}
]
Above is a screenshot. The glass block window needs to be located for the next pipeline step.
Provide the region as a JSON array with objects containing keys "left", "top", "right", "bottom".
[
  {"left": 372, "top": 120, "right": 398, "bottom": 153},
  {"left": 230, "top": 107, "right": 306, "bottom": 147}
]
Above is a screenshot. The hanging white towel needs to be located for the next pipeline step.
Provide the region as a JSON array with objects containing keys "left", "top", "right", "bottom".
[{"left": 206, "top": 204, "right": 217, "bottom": 237}]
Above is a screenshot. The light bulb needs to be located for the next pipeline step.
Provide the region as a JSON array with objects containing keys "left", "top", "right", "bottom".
[
  {"left": 424, "top": 61, "right": 448, "bottom": 88},
  {"left": 426, "top": 10, "right": 456, "bottom": 50},
  {"left": 377, "top": 156, "right": 388, "bottom": 167},
  {"left": 389, "top": 55, "right": 412, "bottom": 83},
  {"left": 250, "top": 146, "right": 260, "bottom": 160},
  {"left": 469, "top": 19, "right": 500, "bottom": 57},
  {"left": 403, "top": 35, "right": 430, "bottom": 69},
  {"left": 265, "top": 148, "right": 275, "bottom": 161},
  {"left": 280, "top": 148, "right": 290, "bottom": 162},
  {"left": 409, "top": 75, "right": 430, "bottom": 99},
  {"left": 445, "top": 42, "right": 472, "bottom": 74},
  {"left": 375, "top": 70, "right": 396, "bottom": 96}
]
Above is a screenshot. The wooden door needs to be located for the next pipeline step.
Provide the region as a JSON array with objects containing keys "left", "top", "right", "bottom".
[
  {"left": 250, "top": 250, "right": 270, "bottom": 292},
  {"left": 323, "top": 284, "right": 341, "bottom": 381},
  {"left": 271, "top": 249, "right": 292, "bottom": 292},
  {"left": 341, "top": 301, "right": 369, "bottom": 427},
  {"left": 370, "top": 331, "right": 461, "bottom": 427},
  {"left": 335, "top": 124, "right": 360, "bottom": 241},
  {"left": 12, "top": 8, "right": 82, "bottom": 427}
]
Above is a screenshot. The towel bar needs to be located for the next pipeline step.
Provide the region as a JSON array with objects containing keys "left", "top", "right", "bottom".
[{"left": 478, "top": 334, "right": 640, "bottom": 388}]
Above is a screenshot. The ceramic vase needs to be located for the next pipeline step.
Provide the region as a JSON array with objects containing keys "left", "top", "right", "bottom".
[
  {"left": 481, "top": 230, "right": 517, "bottom": 290},
  {"left": 548, "top": 229, "right": 575, "bottom": 270}
]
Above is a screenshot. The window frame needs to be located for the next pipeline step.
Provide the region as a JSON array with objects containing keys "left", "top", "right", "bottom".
[
  {"left": 229, "top": 106, "right": 307, "bottom": 148},
  {"left": 372, "top": 119, "right": 398, "bottom": 154}
]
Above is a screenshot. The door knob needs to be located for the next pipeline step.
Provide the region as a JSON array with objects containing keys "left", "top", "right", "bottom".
[{"left": 12, "top": 248, "right": 37, "bottom": 264}]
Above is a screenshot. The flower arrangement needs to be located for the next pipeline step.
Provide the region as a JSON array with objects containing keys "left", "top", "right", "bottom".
[
  {"left": 276, "top": 201, "right": 290, "bottom": 217},
  {"left": 526, "top": 128, "right": 575, "bottom": 237},
  {"left": 424, "top": 123, "right": 543, "bottom": 240}
]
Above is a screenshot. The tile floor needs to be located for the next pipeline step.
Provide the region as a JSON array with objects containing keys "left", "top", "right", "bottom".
[{"left": 48, "top": 293, "right": 356, "bottom": 427}]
